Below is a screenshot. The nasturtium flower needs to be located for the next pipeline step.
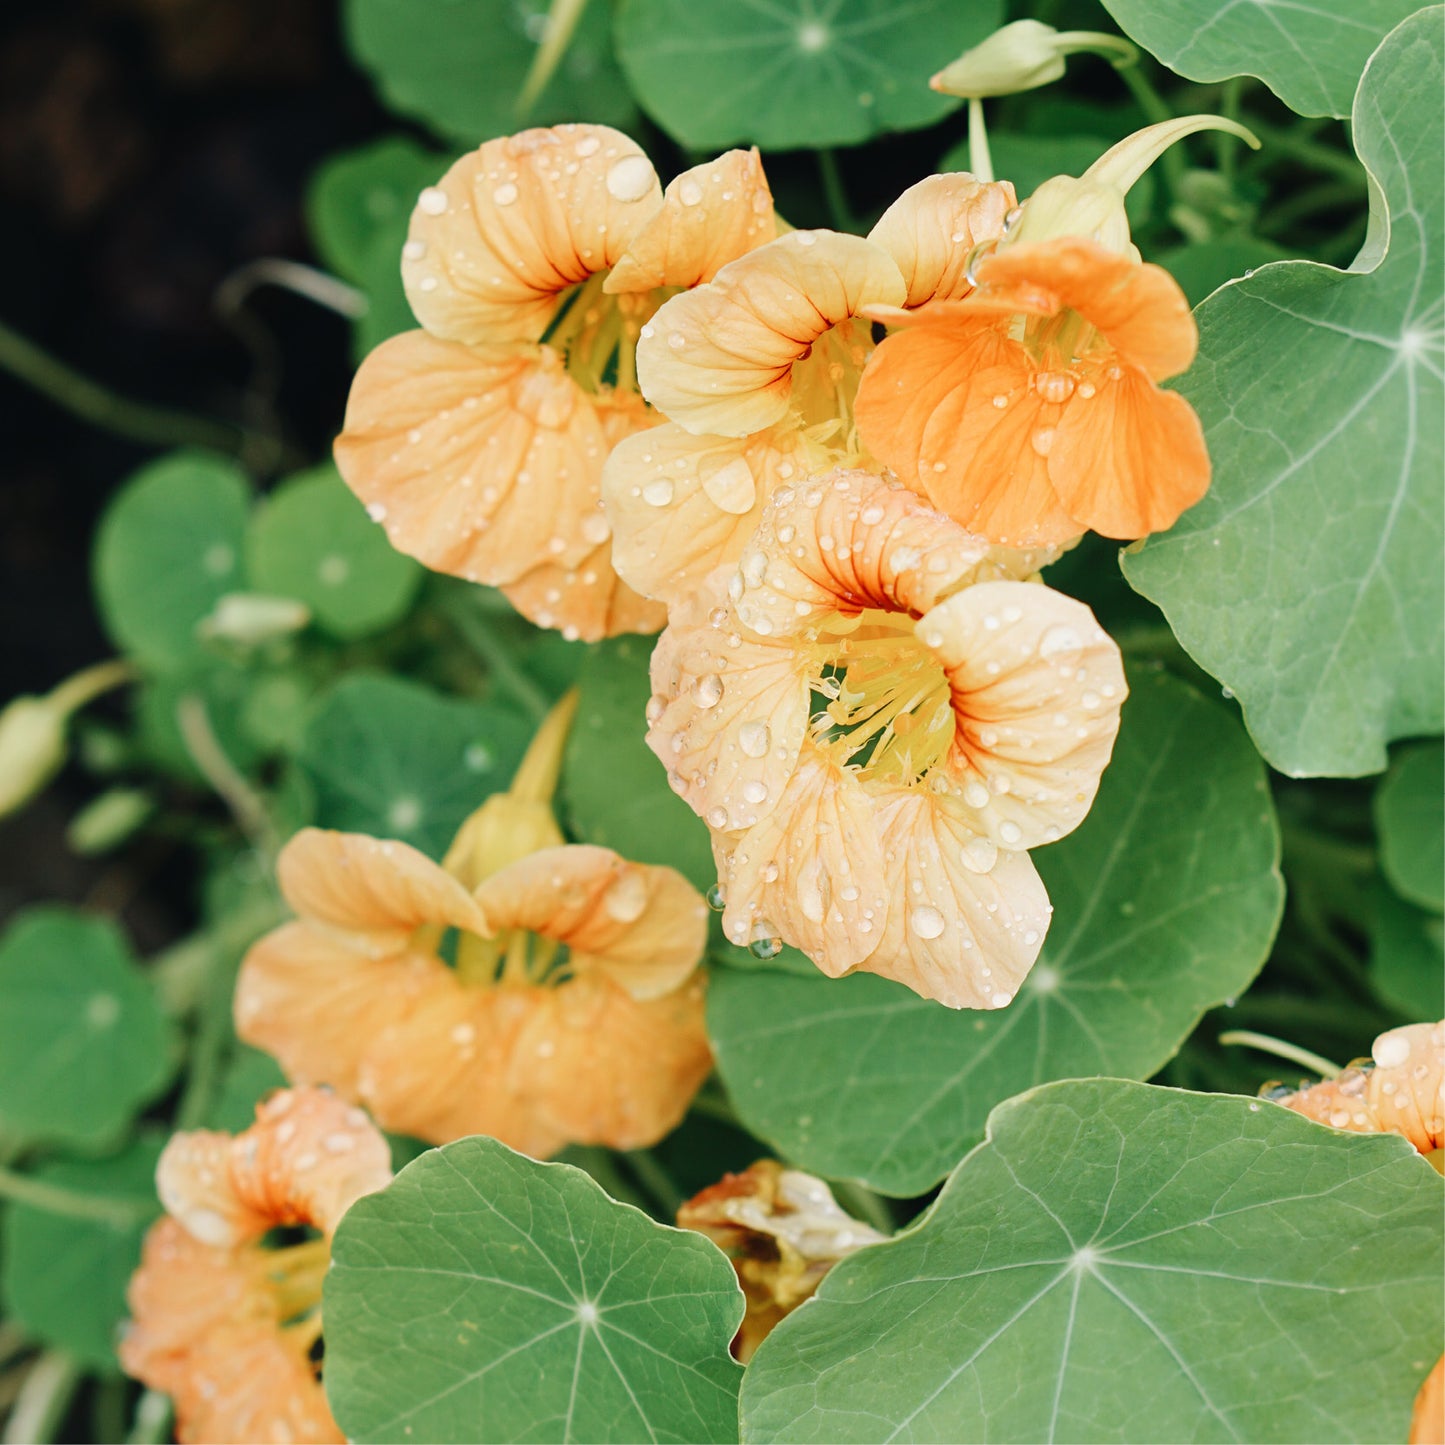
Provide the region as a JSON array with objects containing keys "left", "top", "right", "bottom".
[
  {"left": 120, "top": 1087, "right": 391, "bottom": 1445},
  {"left": 606, "top": 174, "right": 1017, "bottom": 606},
  {"left": 335, "top": 128, "right": 775, "bottom": 641},
  {"left": 235, "top": 694, "right": 713, "bottom": 1154},
  {"left": 647, "top": 468, "right": 1124, "bottom": 1008},
  {"left": 677, "top": 1160, "right": 885, "bottom": 1362}
]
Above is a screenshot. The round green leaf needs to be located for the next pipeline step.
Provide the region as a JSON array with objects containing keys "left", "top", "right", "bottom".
[
  {"left": 563, "top": 636, "right": 717, "bottom": 895},
  {"left": 614, "top": 0, "right": 999, "bottom": 150},
  {"left": 741, "top": 1079, "right": 1444, "bottom": 1444},
  {"left": 345, "top": 0, "right": 635, "bottom": 148},
  {"left": 1375, "top": 740, "right": 1444, "bottom": 912},
  {"left": 93, "top": 451, "right": 251, "bottom": 670},
  {"left": 1101, "top": 0, "right": 1422, "bottom": 119},
  {"left": 296, "top": 674, "right": 532, "bottom": 858},
  {"left": 247, "top": 465, "right": 422, "bottom": 639},
  {"left": 1155, "top": 235, "right": 1294, "bottom": 308},
  {"left": 324, "top": 1136, "right": 744, "bottom": 1443},
  {"left": 1, "top": 1132, "right": 163, "bottom": 1372},
  {"left": 0, "top": 909, "right": 175, "bottom": 1149},
  {"left": 708, "top": 668, "right": 1284, "bottom": 1195},
  {"left": 1123, "top": 11, "right": 1444, "bottom": 778},
  {"left": 1370, "top": 881, "right": 1444, "bottom": 1020},
  {"left": 206, "top": 1045, "right": 289, "bottom": 1133}
]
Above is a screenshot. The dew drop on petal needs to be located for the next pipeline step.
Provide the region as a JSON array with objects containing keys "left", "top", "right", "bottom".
[
  {"left": 702, "top": 456, "right": 757, "bottom": 515},
  {"left": 706, "top": 884, "right": 726, "bottom": 912},
  {"left": 738, "top": 721, "right": 771, "bottom": 758},
  {"left": 678, "top": 180, "right": 704, "bottom": 207},
  {"left": 642, "top": 479, "right": 674, "bottom": 507},
  {"left": 492, "top": 182, "right": 519, "bottom": 207},
  {"left": 693, "top": 674, "right": 723, "bottom": 708},
  {"left": 417, "top": 186, "right": 448, "bottom": 215},
  {"left": 1374, "top": 1032, "right": 1412, "bottom": 1069},
  {"left": 742, "top": 780, "right": 769, "bottom": 804},
  {"left": 603, "top": 869, "right": 649, "bottom": 923},
  {"left": 999, "top": 820, "right": 1023, "bottom": 845},
  {"left": 748, "top": 936, "right": 783, "bottom": 960},
  {"left": 961, "top": 836, "right": 997, "bottom": 873},
  {"left": 1038, "top": 625, "right": 1082, "bottom": 658},
  {"left": 581, "top": 511, "right": 611, "bottom": 545},
  {"left": 910, "top": 905, "right": 945, "bottom": 939},
  {"left": 1030, "top": 427, "right": 1056, "bottom": 457},
  {"left": 606, "top": 154, "right": 657, "bottom": 202}
]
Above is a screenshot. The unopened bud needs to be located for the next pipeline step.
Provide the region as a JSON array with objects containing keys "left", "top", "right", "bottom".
[
  {"left": 67, "top": 787, "right": 155, "bottom": 856},
  {"left": 932, "top": 21, "right": 1137, "bottom": 100},
  {"left": 197, "top": 593, "right": 311, "bottom": 647}
]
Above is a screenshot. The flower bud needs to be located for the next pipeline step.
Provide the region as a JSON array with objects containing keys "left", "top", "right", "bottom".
[
  {"left": 67, "top": 787, "right": 155, "bottom": 856},
  {"left": 196, "top": 593, "right": 311, "bottom": 647},
  {"left": 931, "top": 22, "right": 1138, "bottom": 100}
]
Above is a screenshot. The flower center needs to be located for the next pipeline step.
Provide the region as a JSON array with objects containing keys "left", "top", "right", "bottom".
[
  {"left": 417, "top": 924, "right": 570, "bottom": 990},
  {"left": 1017, "top": 307, "right": 1108, "bottom": 383},
  {"left": 253, "top": 1234, "right": 330, "bottom": 1353},
  {"left": 790, "top": 319, "right": 873, "bottom": 445},
  {"left": 543, "top": 272, "right": 675, "bottom": 396},
  {"left": 808, "top": 609, "right": 953, "bottom": 782}
]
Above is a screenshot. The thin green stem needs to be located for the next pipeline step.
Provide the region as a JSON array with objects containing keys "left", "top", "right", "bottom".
[
  {"left": 176, "top": 694, "right": 278, "bottom": 859},
  {"left": 438, "top": 593, "right": 551, "bottom": 723},
  {"left": 817, "top": 150, "right": 856, "bottom": 233},
  {"left": 517, "top": 0, "right": 591, "bottom": 117},
  {"left": 623, "top": 1149, "right": 685, "bottom": 1218},
  {"left": 1218, "top": 1030, "right": 1342, "bottom": 1080},
  {"left": 2, "top": 1353, "right": 79, "bottom": 1445},
  {"left": 967, "top": 99, "right": 994, "bottom": 184},
  {"left": 1215, "top": 78, "right": 1245, "bottom": 186},
  {"left": 0, "top": 1164, "right": 152, "bottom": 1227},
  {"left": 0, "top": 319, "right": 244, "bottom": 455},
  {"left": 125, "top": 1391, "right": 174, "bottom": 1445}
]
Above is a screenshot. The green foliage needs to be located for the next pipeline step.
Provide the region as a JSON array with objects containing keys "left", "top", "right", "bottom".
[
  {"left": 1, "top": 1133, "right": 163, "bottom": 1371},
  {"left": 0, "top": 909, "right": 175, "bottom": 1150},
  {"left": 345, "top": 0, "right": 635, "bottom": 148},
  {"left": 1123, "top": 11, "right": 1444, "bottom": 778},
  {"left": 93, "top": 451, "right": 251, "bottom": 670},
  {"left": 708, "top": 668, "right": 1283, "bottom": 1194},
  {"left": 740, "top": 1080, "right": 1444, "bottom": 1443},
  {"left": 247, "top": 465, "right": 422, "bottom": 640},
  {"left": 1371, "top": 882, "right": 1444, "bottom": 1020},
  {"left": 324, "top": 1136, "right": 745, "bottom": 1443},
  {"left": 614, "top": 0, "right": 997, "bottom": 149},
  {"left": 1375, "top": 740, "right": 1445, "bottom": 912},
  {"left": 296, "top": 673, "right": 531, "bottom": 857},
  {"left": 563, "top": 636, "right": 717, "bottom": 894}
]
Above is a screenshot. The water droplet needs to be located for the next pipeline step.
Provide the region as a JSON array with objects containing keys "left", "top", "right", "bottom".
[
  {"left": 961, "top": 836, "right": 997, "bottom": 873},
  {"left": 575, "top": 135, "right": 601, "bottom": 158},
  {"left": 1030, "top": 426, "right": 1056, "bottom": 457},
  {"left": 1038, "top": 625, "right": 1081, "bottom": 658},
  {"left": 991, "top": 990, "right": 1014, "bottom": 1008},
  {"left": 1001, "top": 205, "right": 1023, "bottom": 236},
  {"left": 1034, "top": 371, "right": 1076, "bottom": 404},
  {"left": 706, "top": 806, "right": 728, "bottom": 828},
  {"left": 999, "top": 820, "right": 1023, "bottom": 845},
  {"left": 706, "top": 884, "right": 726, "bottom": 911},
  {"left": 1374, "top": 1032, "right": 1412, "bottom": 1069},
  {"left": 910, "top": 905, "right": 945, "bottom": 939},
  {"left": 492, "top": 182, "right": 519, "bottom": 207},
  {"left": 702, "top": 456, "right": 756, "bottom": 515},
  {"left": 748, "top": 936, "right": 783, "bottom": 960},
  {"left": 678, "top": 179, "right": 704, "bottom": 207},
  {"left": 365, "top": 502, "right": 388, "bottom": 524},
  {"left": 667, "top": 330, "right": 687, "bottom": 350},
  {"left": 581, "top": 511, "right": 611, "bottom": 544},
  {"left": 738, "top": 721, "right": 770, "bottom": 758},
  {"left": 417, "top": 187, "right": 448, "bottom": 215},
  {"left": 603, "top": 869, "right": 648, "bottom": 923},
  {"left": 991, "top": 393, "right": 1009, "bottom": 409},
  {"left": 693, "top": 674, "right": 723, "bottom": 708},
  {"left": 402, "top": 239, "right": 427, "bottom": 261},
  {"left": 964, "top": 781, "right": 990, "bottom": 809},
  {"left": 645, "top": 694, "right": 666, "bottom": 724},
  {"left": 742, "top": 780, "right": 769, "bottom": 805},
  {"left": 795, "top": 230, "right": 818, "bottom": 246},
  {"left": 642, "top": 479, "right": 674, "bottom": 507},
  {"left": 606, "top": 154, "right": 657, "bottom": 202}
]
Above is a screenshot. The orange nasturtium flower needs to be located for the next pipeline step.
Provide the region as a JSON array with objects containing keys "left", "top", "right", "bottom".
[
  {"left": 647, "top": 468, "right": 1124, "bottom": 1008},
  {"left": 604, "top": 173, "right": 1018, "bottom": 606},
  {"left": 334, "top": 126, "right": 777, "bottom": 642},
  {"left": 120, "top": 1087, "right": 392, "bottom": 1444},
  {"left": 235, "top": 693, "right": 713, "bottom": 1154},
  {"left": 677, "top": 1160, "right": 886, "bottom": 1362}
]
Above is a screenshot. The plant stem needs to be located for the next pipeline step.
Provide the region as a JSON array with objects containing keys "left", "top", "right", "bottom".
[
  {"left": 175, "top": 694, "right": 278, "bottom": 859},
  {"left": 125, "top": 1391, "right": 174, "bottom": 1445},
  {"left": 967, "top": 99, "right": 994, "bottom": 184},
  {"left": 516, "top": 0, "right": 592, "bottom": 117},
  {"left": 1218, "top": 1030, "right": 1342, "bottom": 1079},
  {"left": 623, "top": 1149, "right": 684, "bottom": 1218},
  {"left": 2, "top": 1353, "right": 80, "bottom": 1445},
  {"left": 1216, "top": 77, "right": 1245, "bottom": 187},
  {"left": 0, "top": 1165, "right": 152, "bottom": 1227},
  {"left": 0, "top": 319, "right": 244, "bottom": 455},
  {"left": 817, "top": 150, "right": 856, "bottom": 233},
  {"left": 438, "top": 593, "right": 551, "bottom": 723}
]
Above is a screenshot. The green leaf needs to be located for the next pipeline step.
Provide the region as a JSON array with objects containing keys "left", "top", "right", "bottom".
[
  {"left": 93, "top": 451, "right": 251, "bottom": 670},
  {"left": 1100, "top": 0, "right": 1421, "bottom": 118},
  {"left": 1370, "top": 880, "right": 1444, "bottom": 1020},
  {"left": 562, "top": 636, "right": 717, "bottom": 895},
  {"left": 247, "top": 465, "right": 422, "bottom": 639},
  {"left": 1155, "top": 234, "right": 1294, "bottom": 308},
  {"left": 1123, "top": 11, "right": 1444, "bottom": 778},
  {"left": 206, "top": 1045, "right": 289, "bottom": 1133},
  {"left": 1, "top": 1133, "right": 163, "bottom": 1372},
  {"left": 324, "top": 1135, "right": 744, "bottom": 1443},
  {"left": 741, "top": 1079, "right": 1444, "bottom": 1444},
  {"left": 0, "top": 909, "right": 175, "bottom": 1150},
  {"left": 614, "top": 0, "right": 999, "bottom": 151},
  {"left": 296, "top": 673, "right": 531, "bottom": 858},
  {"left": 1375, "top": 739, "right": 1444, "bottom": 912},
  {"left": 345, "top": 0, "right": 635, "bottom": 149},
  {"left": 707, "top": 668, "right": 1283, "bottom": 1195}
]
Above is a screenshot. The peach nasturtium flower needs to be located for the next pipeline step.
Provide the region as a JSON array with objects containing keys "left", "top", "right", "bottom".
[
  {"left": 605, "top": 173, "right": 1017, "bottom": 606},
  {"left": 335, "top": 127, "right": 775, "bottom": 641},
  {"left": 119, "top": 1087, "right": 392, "bottom": 1444},
  {"left": 677, "top": 1160, "right": 886, "bottom": 1362},
  {"left": 235, "top": 693, "right": 713, "bottom": 1154},
  {"left": 647, "top": 468, "right": 1124, "bottom": 1008}
]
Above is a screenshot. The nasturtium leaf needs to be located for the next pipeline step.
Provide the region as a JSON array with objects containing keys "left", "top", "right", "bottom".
[
  {"left": 614, "top": 0, "right": 998, "bottom": 150},
  {"left": 708, "top": 668, "right": 1283, "bottom": 1196},
  {"left": 741, "top": 1079, "right": 1444, "bottom": 1444},
  {"left": 1123, "top": 11, "right": 1444, "bottom": 778},
  {"left": 1374, "top": 739, "right": 1444, "bottom": 912},
  {"left": 247, "top": 465, "right": 422, "bottom": 639},
  {"left": 1371, "top": 881, "right": 1444, "bottom": 1020},
  {"left": 1100, "top": 0, "right": 1420, "bottom": 119},
  {"left": 1, "top": 1132, "right": 162, "bottom": 1372},
  {"left": 563, "top": 636, "right": 717, "bottom": 895},
  {"left": 296, "top": 673, "right": 531, "bottom": 858},
  {"left": 1156, "top": 234, "right": 1294, "bottom": 308},
  {"left": 206, "top": 1045, "right": 289, "bottom": 1133},
  {"left": 93, "top": 451, "right": 251, "bottom": 670},
  {"left": 324, "top": 1135, "right": 745, "bottom": 1444},
  {"left": 0, "top": 909, "right": 175, "bottom": 1149},
  {"left": 345, "top": 0, "right": 635, "bottom": 149}
]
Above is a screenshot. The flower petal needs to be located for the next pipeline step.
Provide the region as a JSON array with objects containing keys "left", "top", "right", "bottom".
[
  {"left": 867, "top": 173, "right": 1016, "bottom": 306},
  {"left": 1048, "top": 363, "right": 1210, "bottom": 537},
  {"left": 919, "top": 579, "right": 1125, "bottom": 850},
  {"left": 1411, "top": 1357, "right": 1444, "bottom": 1445},
  {"left": 402, "top": 124, "right": 661, "bottom": 347},
  {"left": 637, "top": 229, "right": 906, "bottom": 437},
  {"left": 473, "top": 844, "right": 707, "bottom": 999},
  {"left": 276, "top": 828, "right": 490, "bottom": 941},
  {"left": 498, "top": 541, "right": 667, "bottom": 642},
  {"left": 606, "top": 149, "right": 776, "bottom": 293}
]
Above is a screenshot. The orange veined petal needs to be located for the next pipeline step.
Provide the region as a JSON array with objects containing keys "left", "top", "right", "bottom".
[
  {"left": 473, "top": 844, "right": 708, "bottom": 1000},
  {"left": 867, "top": 172, "right": 1017, "bottom": 307},
  {"left": 276, "top": 828, "right": 489, "bottom": 943},
  {"left": 235, "top": 923, "right": 445, "bottom": 1097},
  {"left": 155, "top": 1087, "right": 392, "bottom": 1246},
  {"left": 855, "top": 318, "right": 1081, "bottom": 547},
  {"left": 1411, "top": 1357, "right": 1445, "bottom": 1445},
  {"left": 975, "top": 236, "right": 1197, "bottom": 381},
  {"left": 1047, "top": 361, "right": 1210, "bottom": 538},
  {"left": 606, "top": 148, "right": 777, "bottom": 294},
  {"left": 401, "top": 124, "right": 661, "bottom": 347},
  {"left": 920, "top": 579, "right": 1126, "bottom": 850},
  {"left": 636, "top": 229, "right": 906, "bottom": 438},
  {"left": 498, "top": 541, "right": 667, "bottom": 642},
  {"left": 602, "top": 420, "right": 829, "bottom": 606}
]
